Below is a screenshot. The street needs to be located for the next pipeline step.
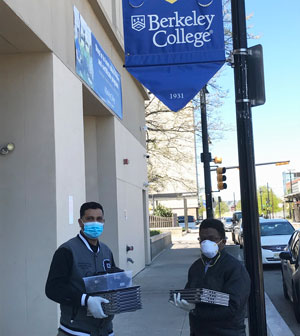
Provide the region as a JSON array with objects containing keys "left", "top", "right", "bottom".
[
  {"left": 264, "top": 264, "right": 300, "bottom": 336},
  {"left": 225, "top": 231, "right": 300, "bottom": 335}
]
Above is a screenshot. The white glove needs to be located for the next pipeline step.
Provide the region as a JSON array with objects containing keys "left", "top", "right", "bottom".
[
  {"left": 87, "top": 296, "right": 109, "bottom": 319},
  {"left": 172, "top": 293, "right": 195, "bottom": 312}
]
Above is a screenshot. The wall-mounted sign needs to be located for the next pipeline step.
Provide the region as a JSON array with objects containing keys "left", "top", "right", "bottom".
[
  {"left": 73, "top": 6, "right": 123, "bottom": 119},
  {"left": 122, "top": 0, "right": 225, "bottom": 111}
]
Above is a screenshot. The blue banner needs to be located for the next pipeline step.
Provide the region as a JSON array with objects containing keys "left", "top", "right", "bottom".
[
  {"left": 122, "top": 0, "right": 225, "bottom": 111},
  {"left": 74, "top": 7, "right": 122, "bottom": 119}
]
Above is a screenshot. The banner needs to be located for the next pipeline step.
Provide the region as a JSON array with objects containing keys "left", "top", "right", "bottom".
[
  {"left": 122, "top": 0, "right": 225, "bottom": 111},
  {"left": 74, "top": 7, "right": 122, "bottom": 119}
]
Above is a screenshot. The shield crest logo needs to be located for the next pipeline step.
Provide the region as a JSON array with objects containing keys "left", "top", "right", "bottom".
[
  {"left": 131, "top": 15, "right": 146, "bottom": 31},
  {"left": 165, "top": 0, "right": 178, "bottom": 3}
]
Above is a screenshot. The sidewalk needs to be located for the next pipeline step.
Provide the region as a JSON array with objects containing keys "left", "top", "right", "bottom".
[
  {"left": 113, "top": 232, "right": 200, "bottom": 335},
  {"left": 113, "top": 231, "right": 294, "bottom": 335}
]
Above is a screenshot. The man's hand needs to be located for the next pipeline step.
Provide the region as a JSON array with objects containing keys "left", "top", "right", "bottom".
[
  {"left": 171, "top": 293, "right": 195, "bottom": 312},
  {"left": 87, "top": 296, "right": 109, "bottom": 318}
]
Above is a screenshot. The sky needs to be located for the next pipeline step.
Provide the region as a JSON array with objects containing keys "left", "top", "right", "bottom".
[{"left": 198, "top": 0, "right": 300, "bottom": 202}]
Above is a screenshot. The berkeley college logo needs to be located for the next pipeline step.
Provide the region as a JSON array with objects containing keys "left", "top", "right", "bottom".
[{"left": 131, "top": 15, "right": 146, "bottom": 31}]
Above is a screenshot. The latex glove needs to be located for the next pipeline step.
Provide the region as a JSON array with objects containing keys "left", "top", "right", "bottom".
[
  {"left": 87, "top": 296, "right": 109, "bottom": 319},
  {"left": 173, "top": 293, "right": 195, "bottom": 312}
]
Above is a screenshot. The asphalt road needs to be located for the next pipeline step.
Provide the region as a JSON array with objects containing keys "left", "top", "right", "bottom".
[
  {"left": 263, "top": 264, "right": 300, "bottom": 336},
  {"left": 225, "top": 236, "right": 300, "bottom": 335}
]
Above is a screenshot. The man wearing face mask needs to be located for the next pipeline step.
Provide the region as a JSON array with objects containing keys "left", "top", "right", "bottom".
[
  {"left": 46, "top": 202, "right": 117, "bottom": 336},
  {"left": 173, "top": 218, "right": 251, "bottom": 336}
]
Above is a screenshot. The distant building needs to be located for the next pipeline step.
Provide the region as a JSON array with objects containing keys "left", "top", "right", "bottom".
[{"left": 283, "top": 171, "right": 300, "bottom": 222}]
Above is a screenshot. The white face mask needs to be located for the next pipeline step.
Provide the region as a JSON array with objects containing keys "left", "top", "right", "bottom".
[{"left": 200, "top": 240, "right": 221, "bottom": 259}]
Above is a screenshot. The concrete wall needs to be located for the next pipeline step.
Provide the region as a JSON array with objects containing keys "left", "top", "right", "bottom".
[
  {"left": 115, "top": 118, "right": 149, "bottom": 272},
  {"left": 150, "top": 232, "right": 172, "bottom": 260},
  {"left": 1, "top": 0, "right": 147, "bottom": 143},
  {"left": 0, "top": 1, "right": 149, "bottom": 334},
  {"left": 0, "top": 53, "right": 86, "bottom": 336},
  {"left": 83, "top": 115, "right": 150, "bottom": 272}
]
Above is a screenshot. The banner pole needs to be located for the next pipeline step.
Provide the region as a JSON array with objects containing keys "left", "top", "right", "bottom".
[{"left": 231, "top": 0, "right": 267, "bottom": 335}]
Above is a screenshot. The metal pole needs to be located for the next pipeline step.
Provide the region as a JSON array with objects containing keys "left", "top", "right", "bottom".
[
  {"left": 200, "top": 86, "right": 213, "bottom": 219},
  {"left": 193, "top": 106, "right": 201, "bottom": 220},
  {"left": 231, "top": 0, "right": 267, "bottom": 335},
  {"left": 259, "top": 188, "right": 263, "bottom": 215},
  {"left": 267, "top": 183, "right": 270, "bottom": 219},
  {"left": 289, "top": 170, "right": 293, "bottom": 194},
  {"left": 271, "top": 189, "right": 274, "bottom": 218},
  {"left": 184, "top": 197, "right": 188, "bottom": 232},
  {"left": 233, "top": 192, "right": 236, "bottom": 210}
]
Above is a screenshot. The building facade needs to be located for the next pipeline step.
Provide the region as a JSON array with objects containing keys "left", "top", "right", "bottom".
[
  {"left": 283, "top": 171, "right": 300, "bottom": 222},
  {"left": 0, "top": 1, "right": 149, "bottom": 335}
]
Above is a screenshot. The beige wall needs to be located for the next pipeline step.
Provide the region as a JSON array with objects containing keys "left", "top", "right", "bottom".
[
  {"left": 0, "top": 53, "right": 86, "bottom": 335},
  {"left": 1, "top": 0, "right": 147, "bottom": 143},
  {"left": 53, "top": 55, "right": 86, "bottom": 245},
  {"left": 0, "top": 1, "right": 149, "bottom": 334},
  {"left": 83, "top": 116, "right": 151, "bottom": 270},
  {"left": 115, "top": 118, "right": 150, "bottom": 271}
]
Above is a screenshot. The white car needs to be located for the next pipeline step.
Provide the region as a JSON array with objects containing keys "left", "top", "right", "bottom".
[{"left": 260, "top": 219, "right": 295, "bottom": 264}]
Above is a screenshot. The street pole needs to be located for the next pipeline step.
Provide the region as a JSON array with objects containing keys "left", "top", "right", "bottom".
[
  {"left": 231, "top": 1, "right": 267, "bottom": 335},
  {"left": 193, "top": 105, "right": 201, "bottom": 220},
  {"left": 200, "top": 86, "right": 213, "bottom": 219},
  {"left": 183, "top": 197, "right": 188, "bottom": 232},
  {"left": 233, "top": 192, "right": 236, "bottom": 210},
  {"left": 271, "top": 189, "right": 274, "bottom": 218},
  {"left": 259, "top": 188, "right": 263, "bottom": 215},
  {"left": 267, "top": 183, "right": 270, "bottom": 219}
]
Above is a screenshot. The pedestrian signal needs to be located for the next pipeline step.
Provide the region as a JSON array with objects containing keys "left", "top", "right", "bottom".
[{"left": 216, "top": 167, "right": 227, "bottom": 190}]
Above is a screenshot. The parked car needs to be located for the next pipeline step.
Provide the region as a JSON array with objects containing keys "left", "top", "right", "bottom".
[
  {"left": 232, "top": 218, "right": 294, "bottom": 261},
  {"left": 177, "top": 215, "right": 198, "bottom": 229},
  {"left": 280, "top": 230, "right": 300, "bottom": 323},
  {"left": 232, "top": 211, "right": 242, "bottom": 225},
  {"left": 260, "top": 218, "right": 295, "bottom": 264},
  {"left": 222, "top": 216, "right": 234, "bottom": 232}
]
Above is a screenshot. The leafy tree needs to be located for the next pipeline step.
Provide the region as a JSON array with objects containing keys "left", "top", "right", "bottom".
[
  {"left": 257, "top": 186, "right": 282, "bottom": 218},
  {"left": 214, "top": 201, "right": 230, "bottom": 217},
  {"left": 153, "top": 203, "right": 173, "bottom": 217},
  {"left": 236, "top": 200, "right": 242, "bottom": 211}
]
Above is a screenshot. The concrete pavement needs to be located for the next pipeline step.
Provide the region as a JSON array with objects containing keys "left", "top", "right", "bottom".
[
  {"left": 113, "top": 232, "right": 200, "bottom": 335},
  {"left": 113, "top": 230, "right": 295, "bottom": 335}
]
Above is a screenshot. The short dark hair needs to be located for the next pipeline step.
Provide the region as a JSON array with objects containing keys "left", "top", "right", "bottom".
[
  {"left": 80, "top": 202, "right": 104, "bottom": 218},
  {"left": 200, "top": 218, "right": 226, "bottom": 239}
]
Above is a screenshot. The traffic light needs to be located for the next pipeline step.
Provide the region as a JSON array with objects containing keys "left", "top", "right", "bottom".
[
  {"left": 213, "top": 156, "right": 222, "bottom": 164},
  {"left": 275, "top": 161, "right": 290, "bottom": 166},
  {"left": 216, "top": 167, "right": 227, "bottom": 190}
]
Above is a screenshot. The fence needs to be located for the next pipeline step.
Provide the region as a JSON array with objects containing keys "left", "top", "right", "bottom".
[{"left": 149, "top": 214, "right": 178, "bottom": 228}]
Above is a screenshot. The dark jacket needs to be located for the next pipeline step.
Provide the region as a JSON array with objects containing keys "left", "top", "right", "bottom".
[
  {"left": 46, "top": 234, "right": 115, "bottom": 336},
  {"left": 185, "top": 249, "right": 250, "bottom": 336}
]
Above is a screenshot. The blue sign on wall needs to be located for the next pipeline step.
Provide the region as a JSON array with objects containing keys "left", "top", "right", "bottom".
[
  {"left": 73, "top": 7, "right": 122, "bottom": 119},
  {"left": 122, "top": 0, "right": 225, "bottom": 111}
]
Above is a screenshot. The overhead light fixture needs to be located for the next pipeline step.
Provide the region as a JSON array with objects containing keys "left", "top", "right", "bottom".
[{"left": 0, "top": 143, "right": 15, "bottom": 155}]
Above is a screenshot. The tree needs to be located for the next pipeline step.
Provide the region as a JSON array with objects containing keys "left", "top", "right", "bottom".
[
  {"left": 214, "top": 201, "right": 230, "bottom": 217},
  {"left": 257, "top": 186, "right": 282, "bottom": 218},
  {"left": 153, "top": 203, "right": 173, "bottom": 217},
  {"left": 236, "top": 200, "right": 242, "bottom": 211}
]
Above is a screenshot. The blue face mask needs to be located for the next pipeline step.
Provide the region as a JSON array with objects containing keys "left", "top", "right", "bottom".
[{"left": 83, "top": 222, "right": 104, "bottom": 239}]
